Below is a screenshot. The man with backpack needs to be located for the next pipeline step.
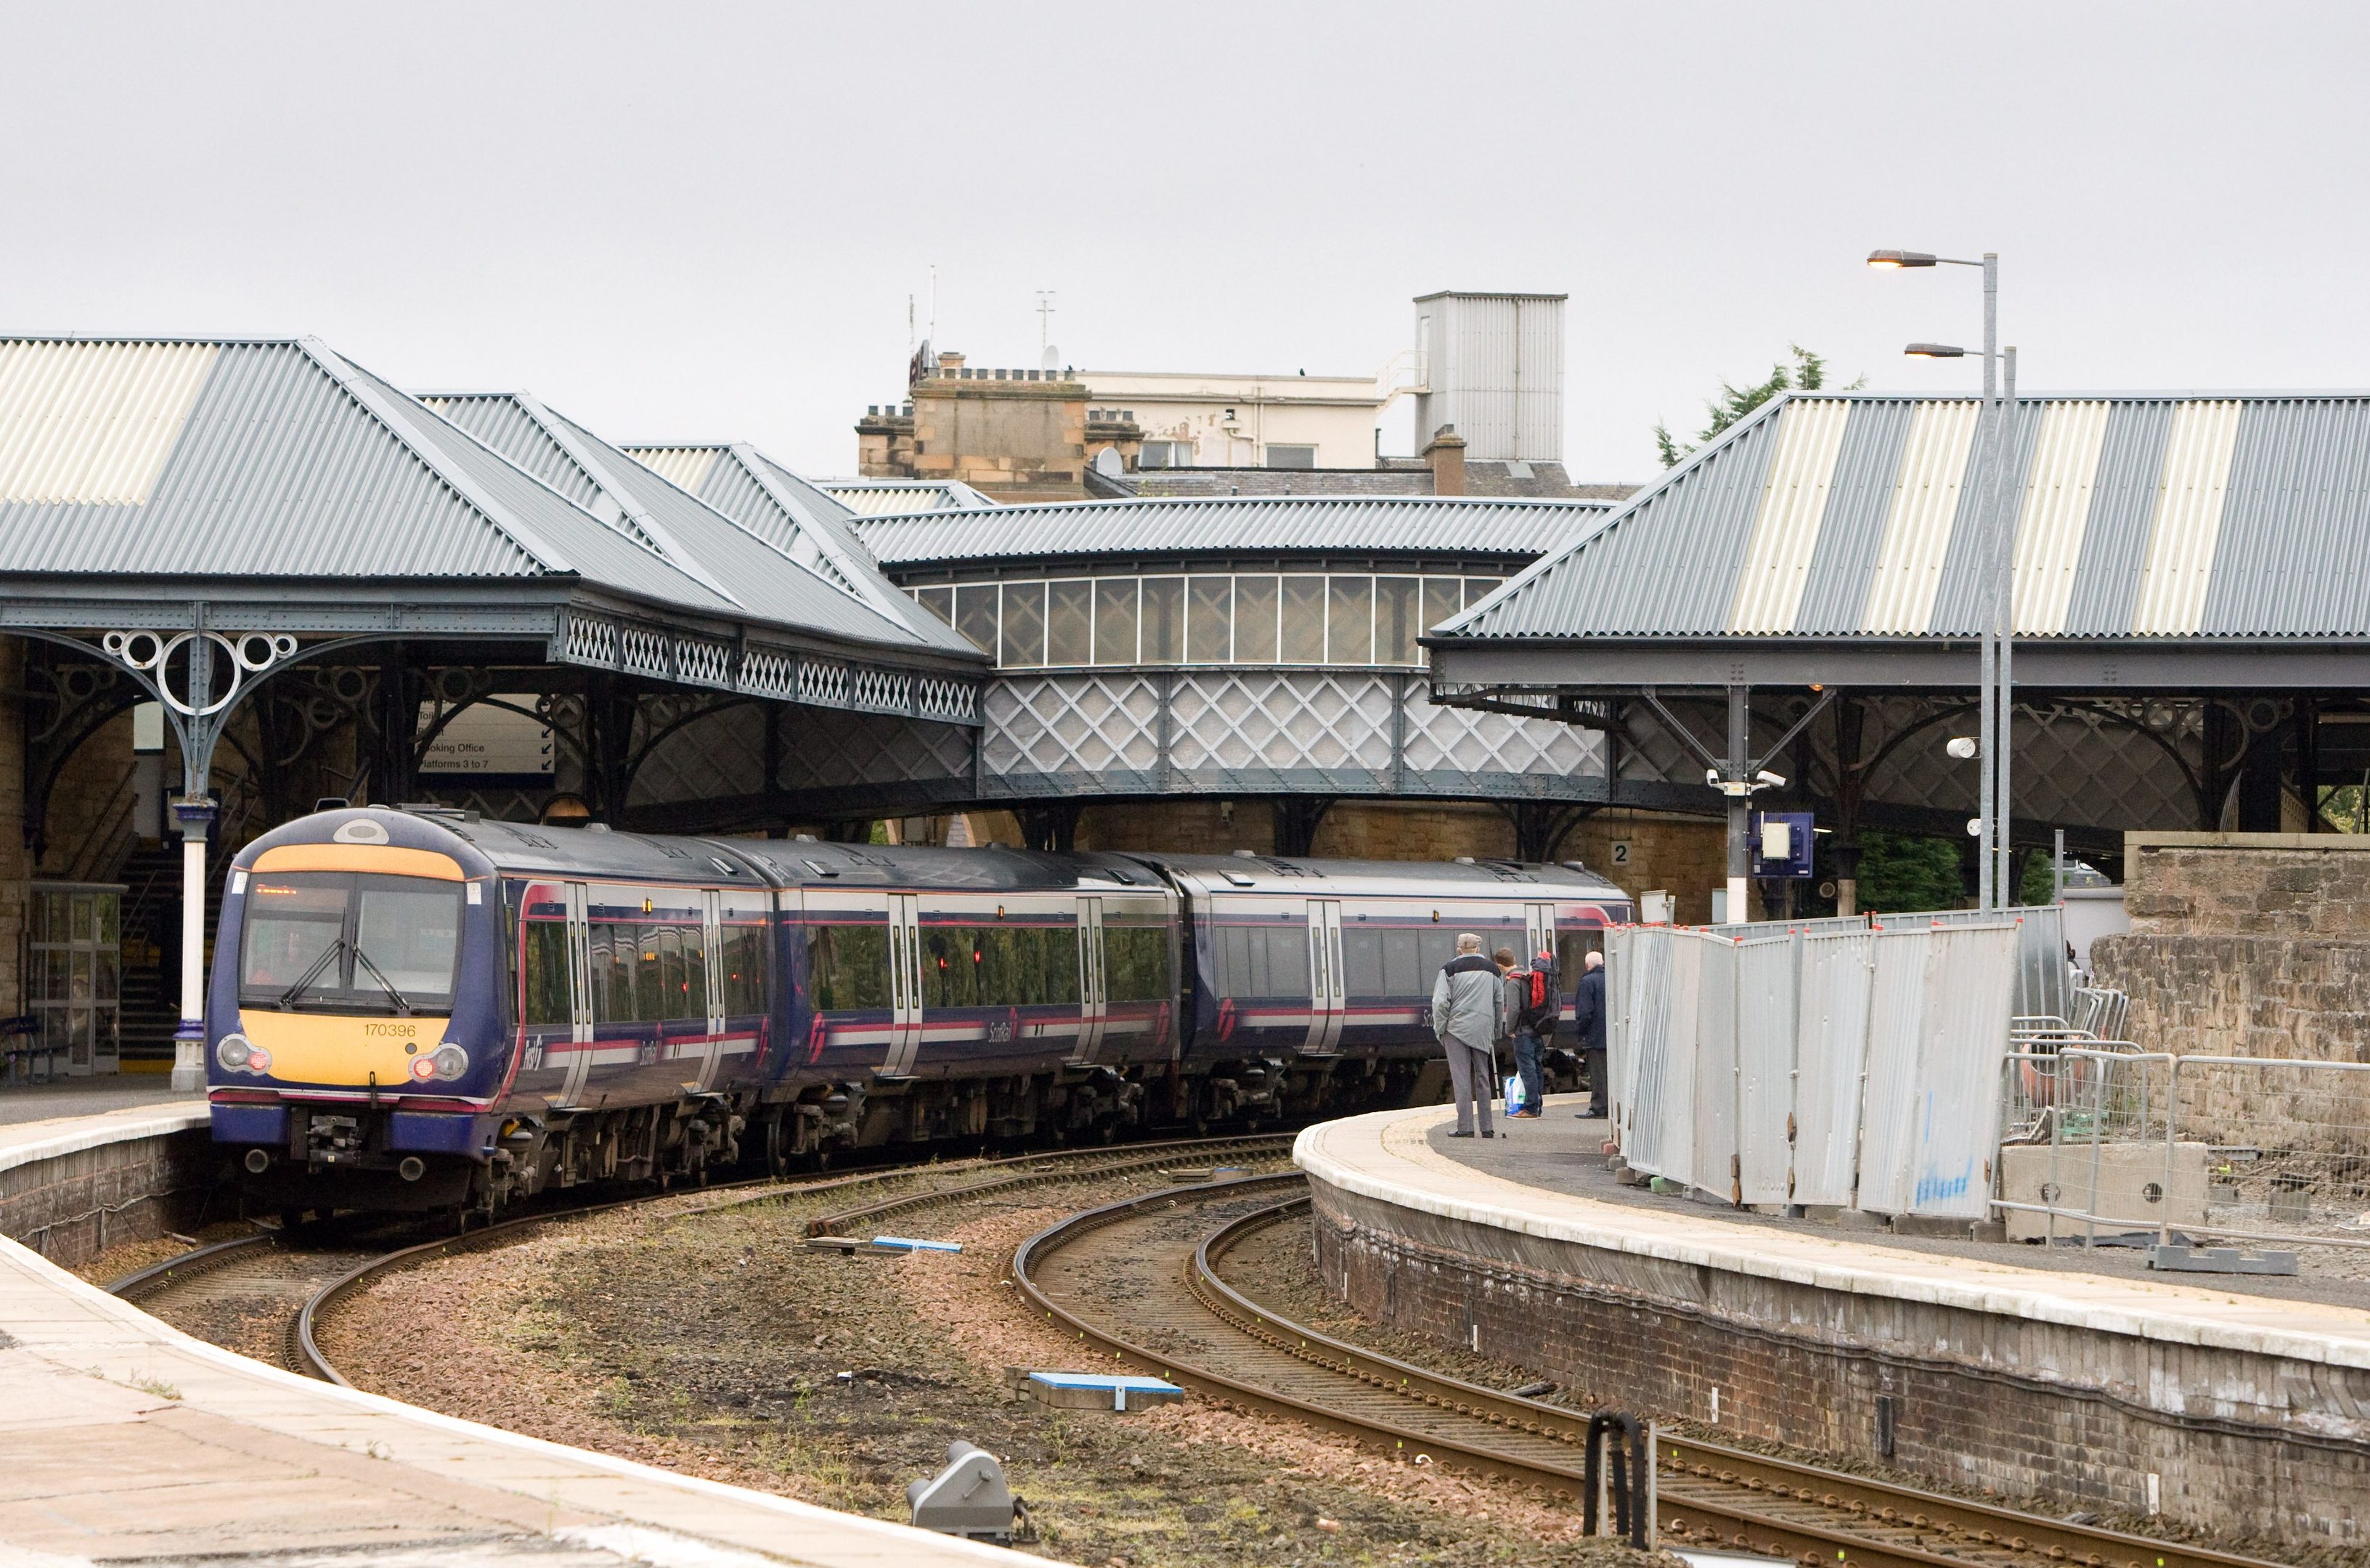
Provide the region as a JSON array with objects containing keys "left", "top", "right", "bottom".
[
  {"left": 1500, "top": 947, "right": 1557, "bottom": 1119},
  {"left": 1573, "top": 949, "right": 1608, "bottom": 1119}
]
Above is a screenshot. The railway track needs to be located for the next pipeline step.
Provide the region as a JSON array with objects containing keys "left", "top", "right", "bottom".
[
  {"left": 1010, "top": 1174, "right": 2294, "bottom": 1568},
  {"left": 107, "top": 1132, "right": 1297, "bottom": 1387}
]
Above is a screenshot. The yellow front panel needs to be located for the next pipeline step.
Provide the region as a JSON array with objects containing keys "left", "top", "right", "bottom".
[
  {"left": 239, "top": 1010, "right": 452, "bottom": 1087},
  {"left": 250, "top": 844, "right": 465, "bottom": 880}
]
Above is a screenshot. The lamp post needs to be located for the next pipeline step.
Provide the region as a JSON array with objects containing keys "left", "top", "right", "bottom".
[{"left": 1869, "top": 249, "right": 2015, "bottom": 909}]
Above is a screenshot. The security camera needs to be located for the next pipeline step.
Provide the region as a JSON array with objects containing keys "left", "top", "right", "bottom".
[
  {"left": 1945, "top": 736, "right": 1980, "bottom": 759},
  {"left": 1705, "top": 767, "right": 1722, "bottom": 787},
  {"left": 1755, "top": 769, "right": 1785, "bottom": 789}
]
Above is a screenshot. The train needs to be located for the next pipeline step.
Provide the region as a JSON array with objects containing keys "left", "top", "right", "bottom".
[{"left": 205, "top": 806, "right": 1629, "bottom": 1215}]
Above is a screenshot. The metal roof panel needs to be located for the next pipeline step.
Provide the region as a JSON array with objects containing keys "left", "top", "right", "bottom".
[{"left": 855, "top": 494, "right": 1614, "bottom": 570}]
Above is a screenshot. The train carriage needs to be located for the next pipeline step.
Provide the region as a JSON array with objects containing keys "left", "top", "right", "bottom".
[{"left": 205, "top": 807, "right": 1626, "bottom": 1216}]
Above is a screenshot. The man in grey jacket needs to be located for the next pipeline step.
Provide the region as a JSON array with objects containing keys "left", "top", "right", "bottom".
[{"left": 1430, "top": 933, "right": 1506, "bottom": 1138}]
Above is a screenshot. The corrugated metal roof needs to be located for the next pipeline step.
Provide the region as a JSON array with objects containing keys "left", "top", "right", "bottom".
[
  {"left": 819, "top": 477, "right": 1001, "bottom": 515},
  {"left": 0, "top": 338, "right": 977, "bottom": 672},
  {"left": 617, "top": 443, "right": 976, "bottom": 655},
  {"left": 1441, "top": 389, "right": 2370, "bottom": 642},
  {"left": 852, "top": 494, "right": 1616, "bottom": 567},
  {"left": 0, "top": 340, "right": 218, "bottom": 505},
  {"left": 422, "top": 396, "right": 951, "bottom": 651}
]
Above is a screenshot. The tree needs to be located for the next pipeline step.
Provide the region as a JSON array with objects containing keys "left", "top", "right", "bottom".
[
  {"left": 1653, "top": 345, "right": 1863, "bottom": 468},
  {"left": 1853, "top": 829, "right": 1966, "bottom": 912}
]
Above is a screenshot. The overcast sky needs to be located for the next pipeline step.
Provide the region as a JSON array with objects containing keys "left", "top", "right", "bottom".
[{"left": 4, "top": 3, "right": 2364, "bottom": 481}]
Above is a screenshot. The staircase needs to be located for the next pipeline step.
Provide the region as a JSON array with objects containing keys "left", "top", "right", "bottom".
[{"left": 116, "top": 844, "right": 227, "bottom": 1069}]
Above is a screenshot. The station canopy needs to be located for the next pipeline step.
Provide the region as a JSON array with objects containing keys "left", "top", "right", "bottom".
[
  {"left": 0, "top": 336, "right": 985, "bottom": 722},
  {"left": 1428, "top": 390, "right": 2370, "bottom": 854}
]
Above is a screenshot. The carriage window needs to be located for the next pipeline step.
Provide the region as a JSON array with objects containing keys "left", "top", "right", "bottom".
[
  {"left": 1104, "top": 924, "right": 1172, "bottom": 1003},
  {"left": 589, "top": 925, "right": 635, "bottom": 1023},
  {"left": 1044, "top": 924, "right": 1081, "bottom": 1005},
  {"left": 1218, "top": 920, "right": 1307, "bottom": 999},
  {"left": 808, "top": 923, "right": 888, "bottom": 1011},
  {"left": 1419, "top": 928, "right": 1459, "bottom": 979},
  {"left": 924, "top": 927, "right": 976, "bottom": 1008},
  {"left": 1557, "top": 928, "right": 1603, "bottom": 989},
  {"left": 975, "top": 926, "right": 1028, "bottom": 1005},
  {"left": 1340, "top": 926, "right": 1384, "bottom": 996},
  {"left": 516, "top": 910, "right": 571, "bottom": 1027},
  {"left": 1381, "top": 928, "right": 1424, "bottom": 995},
  {"left": 720, "top": 897, "right": 770, "bottom": 1016}
]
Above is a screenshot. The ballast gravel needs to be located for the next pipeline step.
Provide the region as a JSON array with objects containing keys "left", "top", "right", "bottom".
[{"left": 314, "top": 1161, "right": 1676, "bottom": 1568}]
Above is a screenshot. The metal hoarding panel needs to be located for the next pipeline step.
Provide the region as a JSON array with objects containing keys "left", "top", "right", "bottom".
[
  {"left": 1727, "top": 399, "right": 1853, "bottom": 634},
  {"left": 1690, "top": 932, "right": 1738, "bottom": 1202},
  {"left": 2130, "top": 399, "right": 2242, "bottom": 635},
  {"left": 1649, "top": 933, "right": 1706, "bottom": 1193},
  {"left": 1853, "top": 926, "right": 1931, "bottom": 1214},
  {"left": 1861, "top": 400, "right": 1982, "bottom": 634},
  {"left": 1732, "top": 934, "right": 1798, "bottom": 1205},
  {"left": 1903, "top": 923, "right": 2018, "bottom": 1217},
  {"left": 1614, "top": 926, "right": 1674, "bottom": 1175},
  {"left": 2011, "top": 903, "right": 2069, "bottom": 1024},
  {"left": 1791, "top": 928, "right": 1873, "bottom": 1207}
]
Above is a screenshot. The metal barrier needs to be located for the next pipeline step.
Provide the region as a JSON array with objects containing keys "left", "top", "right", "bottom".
[
  {"left": 1608, "top": 910, "right": 2019, "bottom": 1217},
  {"left": 1995, "top": 1049, "right": 2370, "bottom": 1254}
]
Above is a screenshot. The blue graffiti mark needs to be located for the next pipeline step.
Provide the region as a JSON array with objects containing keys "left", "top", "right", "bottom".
[{"left": 1915, "top": 1169, "right": 1971, "bottom": 1204}]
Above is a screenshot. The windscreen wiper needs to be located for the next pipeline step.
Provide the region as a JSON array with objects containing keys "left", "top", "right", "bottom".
[
  {"left": 277, "top": 939, "right": 346, "bottom": 1010},
  {"left": 350, "top": 947, "right": 414, "bottom": 1016}
]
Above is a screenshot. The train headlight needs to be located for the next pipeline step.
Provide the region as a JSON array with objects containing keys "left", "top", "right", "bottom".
[
  {"left": 216, "top": 1034, "right": 267, "bottom": 1074},
  {"left": 431, "top": 1043, "right": 469, "bottom": 1082}
]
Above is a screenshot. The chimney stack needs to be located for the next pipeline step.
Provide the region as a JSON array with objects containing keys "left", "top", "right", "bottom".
[{"left": 1424, "top": 425, "right": 1467, "bottom": 497}]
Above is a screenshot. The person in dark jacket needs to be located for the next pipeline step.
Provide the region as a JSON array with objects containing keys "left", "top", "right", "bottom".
[
  {"left": 1573, "top": 949, "right": 1609, "bottom": 1119},
  {"left": 1499, "top": 949, "right": 1556, "bottom": 1119}
]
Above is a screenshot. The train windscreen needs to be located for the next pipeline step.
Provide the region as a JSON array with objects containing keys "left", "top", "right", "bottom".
[{"left": 240, "top": 871, "right": 464, "bottom": 1013}]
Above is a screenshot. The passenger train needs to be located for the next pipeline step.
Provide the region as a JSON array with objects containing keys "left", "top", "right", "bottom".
[{"left": 206, "top": 807, "right": 1628, "bottom": 1214}]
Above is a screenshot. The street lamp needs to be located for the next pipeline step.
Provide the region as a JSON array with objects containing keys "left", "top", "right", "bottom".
[{"left": 1870, "top": 247, "right": 2016, "bottom": 910}]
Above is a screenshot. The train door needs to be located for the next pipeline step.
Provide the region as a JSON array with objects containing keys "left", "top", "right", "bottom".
[
  {"left": 561, "top": 882, "right": 594, "bottom": 1104},
  {"left": 881, "top": 894, "right": 924, "bottom": 1077},
  {"left": 1523, "top": 903, "right": 1556, "bottom": 968},
  {"left": 1074, "top": 897, "right": 1108, "bottom": 1063},
  {"left": 697, "top": 891, "right": 725, "bottom": 1089},
  {"left": 1303, "top": 899, "right": 1345, "bottom": 1055}
]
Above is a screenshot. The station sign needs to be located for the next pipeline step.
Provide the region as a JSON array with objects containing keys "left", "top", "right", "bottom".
[{"left": 417, "top": 697, "right": 555, "bottom": 777}]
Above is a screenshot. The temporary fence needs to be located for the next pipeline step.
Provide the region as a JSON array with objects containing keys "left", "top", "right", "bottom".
[
  {"left": 1997, "top": 1048, "right": 2370, "bottom": 1251},
  {"left": 1608, "top": 909, "right": 2020, "bottom": 1217}
]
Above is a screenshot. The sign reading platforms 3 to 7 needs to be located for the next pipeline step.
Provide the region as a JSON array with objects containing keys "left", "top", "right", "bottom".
[{"left": 418, "top": 698, "right": 554, "bottom": 777}]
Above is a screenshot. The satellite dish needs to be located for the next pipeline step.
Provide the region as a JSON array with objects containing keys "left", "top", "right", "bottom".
[
  {"left": 1041, "top": 345, "right": 1061, "bottom": 372},
  {"left": 1093, "top": 446, "right": 1125, "bottom": 478}
]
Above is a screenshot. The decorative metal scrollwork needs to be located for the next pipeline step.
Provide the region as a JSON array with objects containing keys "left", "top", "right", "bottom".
[{"left": 100, "top": 629, "right": 301, "bottom": 718}]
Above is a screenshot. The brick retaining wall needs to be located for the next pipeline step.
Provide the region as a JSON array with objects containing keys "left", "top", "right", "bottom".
[{"left": 1308, "top": 1174, "right": 2365, "bottom": 1549}]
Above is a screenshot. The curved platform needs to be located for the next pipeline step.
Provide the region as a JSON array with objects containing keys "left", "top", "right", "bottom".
[
  {"left": 0, "top": 1106, "right": 1042, "bottom": 1567},
  {"left": 1295, "top": 1098, "right": 2368, "bottom": 1551}
]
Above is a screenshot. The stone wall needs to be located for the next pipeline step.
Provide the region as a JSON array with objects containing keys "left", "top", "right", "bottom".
[
  {"left": 2095, "top": 832, "right": 2370, "bottom": 1065},
  {"left": 1311, "top": 1176, "right": 2363, "bottom": 1548},
  {"left": 2120, "top": 830, "right": 2370, "bottom": 936}
]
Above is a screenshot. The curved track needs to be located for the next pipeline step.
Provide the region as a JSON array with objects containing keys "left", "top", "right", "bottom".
[
  {"left": 109, "top": 1133, "right": 1298, "bottom": 1387},
  {"left": 1010, "top": 1175, "right": 2294, "bottom": 1568}
]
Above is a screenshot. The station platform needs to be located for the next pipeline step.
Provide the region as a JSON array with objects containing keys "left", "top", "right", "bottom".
[
  {"left": 1295, "top": 1095, "right": 2368, "bottom": 1548},
  {"left": 0, "top": 1107, "right": 1041, "bottom": 1566},
  {"left": 0, "top": 1074, "right": 197, "bottom": 1128}
]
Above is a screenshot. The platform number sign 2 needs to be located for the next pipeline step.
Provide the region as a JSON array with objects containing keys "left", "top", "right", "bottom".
[{"left": 1609, "top": 841, "right": 1631, "bottom": 867}]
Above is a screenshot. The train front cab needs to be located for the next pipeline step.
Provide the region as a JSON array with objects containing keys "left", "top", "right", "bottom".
[{"left": 206, "top": 811, "right": 508, "bottom": 1213}]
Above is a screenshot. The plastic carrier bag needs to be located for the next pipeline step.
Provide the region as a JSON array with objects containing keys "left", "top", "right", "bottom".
[{"left": 1503, "top": 1073, "right": 1529, "bottom": 1116}]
